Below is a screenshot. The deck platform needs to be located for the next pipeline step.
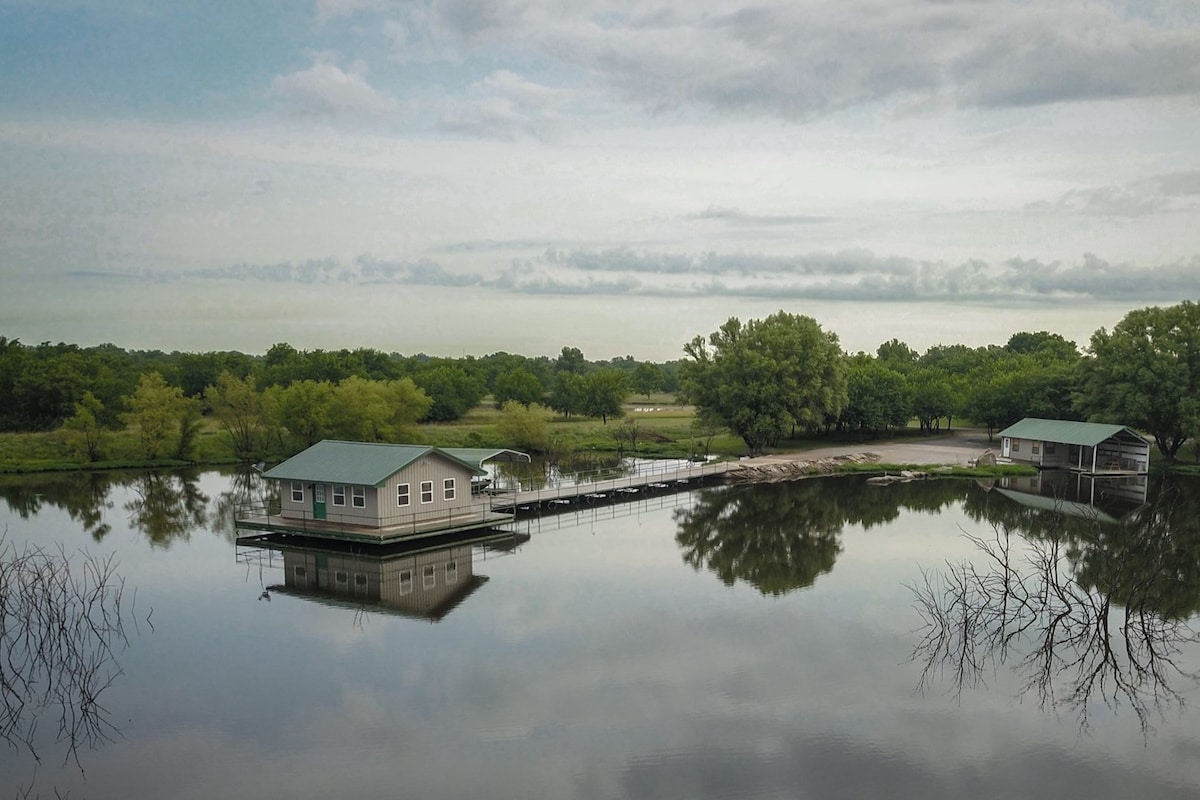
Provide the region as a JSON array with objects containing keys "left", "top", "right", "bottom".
[{"left": 236, "top": 507, "right": 513, "bottom": 545}]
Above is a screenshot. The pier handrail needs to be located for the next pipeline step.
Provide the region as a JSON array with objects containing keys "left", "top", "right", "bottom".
[{"left": 500, "top": 458, "right": 728, "bottom": 507}]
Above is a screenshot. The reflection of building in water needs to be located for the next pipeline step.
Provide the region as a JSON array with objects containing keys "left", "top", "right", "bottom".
[
  {"left": 991, "top": 469, "right": 1148, "bottom": 524},
  {"left": 241, "top": 529, "right": 527, "bottom": 621}
]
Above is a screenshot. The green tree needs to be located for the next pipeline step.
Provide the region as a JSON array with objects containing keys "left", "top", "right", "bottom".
[
  {"left": 415, "top": 365, "right": 486, "bottom": 421},
  {"left": 1079, "top": 302, "right": 1200, "bottom": 460},
  {"left": 272, "top": 379, "right": 335, "bottom": 447},
  {"left": 876, "top": 338, "right": 918, "bottom": 372},
  {"left": 907, "top": 369, "right": 955, "bottom": 434},
  {"left": 496, "top": 401, "right": 552, "bottom": 452},
  {"left": 680, "top": 312, "right": 847, "bottom": 455},
  {"left": 122, "top": 372, "right": 186, "bottom": 459},
  {"left": 174, "top": 398, "right": 203, "bottom": 461},
  {"left": 1005, "top": 330, "right": 1079, "bottom": 361},
  {"left": 205, "top": 371, "right": 265, "bottom": 458},
  {"left": 548, "top": 372, "right": 586, "bottom": 418},
  {"left": 61, "top": 391, "right": 108, "bottom": 462},
  {"left": 841, "top": 357, "right": 910, "bottom": 436},
  {"left": 327, "top": 377, "right": 431, "bottom": 442},
  {"left": 580, "top": 369, "right": 629, "bottom": 424},
  {"left": 631, "top": 362, "right": 665, "bottom": 400},
  {"left": 555, "top": 346, "right": 586, "bottom": 374},
  {"left": 493, "top": 368, "right": 545, "bottom": 408}
]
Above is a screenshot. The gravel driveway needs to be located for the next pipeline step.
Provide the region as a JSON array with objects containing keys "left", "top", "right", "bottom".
[{"left": 744, "top": 429, "right": 999, "bottom": 467}]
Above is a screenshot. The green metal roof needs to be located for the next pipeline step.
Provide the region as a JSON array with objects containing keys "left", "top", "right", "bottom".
[
  {"left": 997, "top": 418, "right": 1148, "bottom": 447},
  {"left": 263, "top": 440, "right": 484, "bottom": 487},
  {"left": 441, "top": 448, "right": 531, "bottom": 470}
]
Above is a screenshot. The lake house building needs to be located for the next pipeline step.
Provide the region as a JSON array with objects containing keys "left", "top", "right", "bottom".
[
  {"left": 997, "top": 418, "right": 1150, "bottom": 475},
  {"left": 238, "top": 440, "right": 529, "bottom": 543}
]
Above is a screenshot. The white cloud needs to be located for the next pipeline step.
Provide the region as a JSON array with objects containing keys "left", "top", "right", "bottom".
[
  {"left": 270, "top": 54, "right": 398, "bottom": 118},
  {"left": 438, "top": 69, "right": 569, "bottom": 139}
]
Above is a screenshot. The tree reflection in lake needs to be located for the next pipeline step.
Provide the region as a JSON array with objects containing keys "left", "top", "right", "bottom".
[
  {"left": 0, "top": 471, "right": 116, "bottom": 541},
  {"left": 210, "top": 467, "right": 274, "bottom": 543},
  {"left": 912, "top": 474, "right": 1200, "bottom": 735},
  {"left": 123, "top": 470, "right": 209, "bottom": 547},
  {"left": 674, "top": 477, "right": 968, "bottom": 596}
]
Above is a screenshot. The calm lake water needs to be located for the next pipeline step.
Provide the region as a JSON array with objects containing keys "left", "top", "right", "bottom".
[{"left": 3, "top": 467, "right": 1200, "bottom": 799}]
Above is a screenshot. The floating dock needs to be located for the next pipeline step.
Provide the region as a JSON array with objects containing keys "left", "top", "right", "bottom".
[{"left": 491, "top": 459, "right": 731, "bottom": 514}]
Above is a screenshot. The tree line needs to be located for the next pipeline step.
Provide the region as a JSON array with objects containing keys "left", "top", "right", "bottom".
[
  {"left": 679, "top": 301, "right": 1200, "bottom": 459},
  {"left": 0, "top": 338, "right": 679, "bottom": 460},
  {"left": 4, "top": 299, "right": 1196, "bottom": 463}
]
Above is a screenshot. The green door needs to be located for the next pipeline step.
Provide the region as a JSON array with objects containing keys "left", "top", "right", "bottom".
[{"left": 313, "top": 484, "right": 327, "bottom": 520}]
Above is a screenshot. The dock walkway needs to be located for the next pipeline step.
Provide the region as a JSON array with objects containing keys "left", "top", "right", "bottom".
[{"left": 493, "top": 459, "right": 731, "bottom": 513}]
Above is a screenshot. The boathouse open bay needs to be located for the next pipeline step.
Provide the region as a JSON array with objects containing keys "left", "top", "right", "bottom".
[{"left": 4, "top": 472, "right": 1200, "bottom": 798}]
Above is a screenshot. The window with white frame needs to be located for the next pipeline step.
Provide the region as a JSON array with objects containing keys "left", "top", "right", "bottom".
[
  {"left": 332, "top": 484, "right": 346, "bottom": 506},
  {"left": 352, "top": 486, "right": 366, "bottom": 508},
  {"left": 1012, "top": 440, "right": 1021, "bottom": 453},
  {"left": 444, "top": 478, "right": 456, "bottom": 501},
  {"left": 291, "top": 481, "right": 304, "bottom": 503},
  {"left": 420, "top": 481, "right": 433, "bottom": 504},
  {"left": 335, "top": 570, "right": 348, "bottom": 584},
  {"left": 397, "top": 483, "right": 410, "bottom": 507},
  {"left": 399, "top": 569, "right": 413, "bottom": 595},
  {"left": 445, "top": 559, "right": 458, "bottom": 584},
  {"left": 422, "top": 564, "right": 436, "bottom": 589}
]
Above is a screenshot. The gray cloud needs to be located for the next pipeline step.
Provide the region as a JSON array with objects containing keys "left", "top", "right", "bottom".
[
  {"left": 420, "top": 1, "right": 1200, "bottom": 121},
  {"left": 687, "top": 206, "right": 832, "bottom": 226},
  {"left": 1038, "top": 170, "right": 1200, "bottom": 217},
  {"left": 101, "top": 247, "right": 1199, "bottom": 304}
]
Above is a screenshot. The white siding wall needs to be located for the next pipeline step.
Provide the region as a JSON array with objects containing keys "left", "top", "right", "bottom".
[
  {"left": 381, "top": 455, "right": 476, "bottom": 526},
  {"left": 274, "top": 453, "right": 479, "bottom": 528}
]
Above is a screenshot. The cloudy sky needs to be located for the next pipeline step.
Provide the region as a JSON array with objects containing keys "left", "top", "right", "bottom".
[{"left": 3, "top": 0, "right": 1199, "bottom": 359}]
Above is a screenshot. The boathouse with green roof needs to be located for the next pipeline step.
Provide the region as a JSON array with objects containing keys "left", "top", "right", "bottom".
[
  {"left": 239, "top": 440, "right": 530, "bottom": 543},
  {"left": 997, "top": 418, "right": 1150, "bottom": 474}
]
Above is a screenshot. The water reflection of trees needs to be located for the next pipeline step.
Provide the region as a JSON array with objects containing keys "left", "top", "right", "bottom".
[
  {"left": 912, "top": 476, "right": 1200, "bottom": 735},
  {"left": 0, "top": 472, "right": 116, "bottom": 540},
  {"left": 1, "top": 536, "right": 138, "bottom": 770},
  {"left": 123, "top": 470, "right": 209, "bottom": 547},
  {"left": 0, "top": 469, "right": 211, "bottom": 546},
  {"left": 674, "top": 478, "right": 970, "bottom": 596}
]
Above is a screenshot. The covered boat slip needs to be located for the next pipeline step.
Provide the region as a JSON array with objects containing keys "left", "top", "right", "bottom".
[{"left": 997, "top": 418, "right": 1151, "bottom": 475}]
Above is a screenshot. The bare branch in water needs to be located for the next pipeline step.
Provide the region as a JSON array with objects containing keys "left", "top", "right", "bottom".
[
  {"left": 0, "top": 531, "right": 142, "bottom": 773},
  {"left": 910, "top": 514, "right": 1200, "bottom": 738}
]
